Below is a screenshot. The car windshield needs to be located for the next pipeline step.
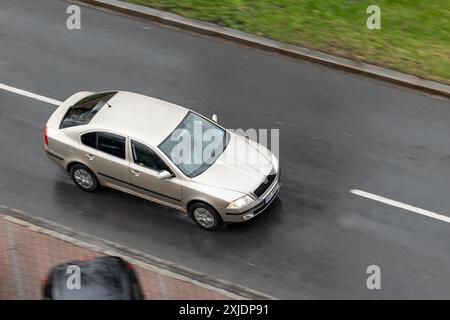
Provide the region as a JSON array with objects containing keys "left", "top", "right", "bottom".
[{"left": 159, "top": 112, "right": 230, "bottom": 178}]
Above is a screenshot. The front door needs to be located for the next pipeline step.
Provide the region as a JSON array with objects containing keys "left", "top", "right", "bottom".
[{"left": 129, "top": 139, "right": 182, "bottom": 209}]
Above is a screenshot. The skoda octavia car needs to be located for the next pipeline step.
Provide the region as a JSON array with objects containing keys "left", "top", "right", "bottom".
[{"left": 44, "top": 91, "right": 280, "bottom": 230}]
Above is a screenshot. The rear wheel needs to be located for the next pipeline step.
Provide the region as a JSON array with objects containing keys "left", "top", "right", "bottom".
[
  {"left": 70, "top": 164, "right": 99, "bottom": 192},
  {"left": 189, "top": 203, "right": 223, "bottom": 231}
]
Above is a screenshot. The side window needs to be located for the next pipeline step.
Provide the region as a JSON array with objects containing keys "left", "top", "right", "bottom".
[
  {"left": 80, "top": 132, "right": 97, "bottom": 149},
  {"left": 131, "top": 140, "right": 169, "bottom": 172},
  {"left": 98, "top": 132, "right": 126, "bottom": 159}
]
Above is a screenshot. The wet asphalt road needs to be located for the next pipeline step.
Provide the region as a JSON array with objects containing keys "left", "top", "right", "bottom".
[{"left": 1, "top": 0, "right": 450, "bottom": 299}]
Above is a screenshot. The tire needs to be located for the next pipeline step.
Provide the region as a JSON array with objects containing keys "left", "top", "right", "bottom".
[
  {"left": 69, "top": 164, "right": 99, "bottom": 192},
  {"left": 189, "top": 202, "right": 223, "bottom": 231}
]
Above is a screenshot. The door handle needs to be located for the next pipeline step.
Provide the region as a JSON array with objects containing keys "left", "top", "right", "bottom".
[
  {"left": 86, "top": 154, "right": 95, "bottom": 160},
  {"left": 131, "top": 170, "right": 141, "bottom": 177}
]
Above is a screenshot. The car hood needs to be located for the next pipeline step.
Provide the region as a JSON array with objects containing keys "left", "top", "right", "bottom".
[{"left": 192, "top": 133, "right": 274, "bottom": 194}]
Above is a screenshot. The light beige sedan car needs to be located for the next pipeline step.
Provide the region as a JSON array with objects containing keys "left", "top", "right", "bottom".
[{"left": 45, "top": 91, "right": 280, "bottom": 230}]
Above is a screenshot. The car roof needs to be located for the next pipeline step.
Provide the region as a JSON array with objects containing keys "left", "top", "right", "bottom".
[
  {"left": 89, "top": 91, "right": 189, "bottom": 146},
  {"left": 48, "top": 256, "right": 132, "bottom": 300}
]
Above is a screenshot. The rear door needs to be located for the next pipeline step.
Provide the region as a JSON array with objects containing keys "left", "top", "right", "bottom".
[
  {"left": 78, "top": 131, "right": 132, "bottom": 192},
  {"left": 129, "top": 139, "right": 182, "bottom": 209}
]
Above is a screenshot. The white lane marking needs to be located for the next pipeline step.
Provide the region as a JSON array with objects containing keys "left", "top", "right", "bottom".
[
  {"left": 0, "top": 83, "right": 62, "bottom": 105},
  {"left": 350, "top": 189, "right": 450, "bottom": 224}
]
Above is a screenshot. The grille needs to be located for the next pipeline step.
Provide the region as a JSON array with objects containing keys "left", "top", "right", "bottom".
[{"left": 254, "top": 174, "right": 276, "bottom": 198}]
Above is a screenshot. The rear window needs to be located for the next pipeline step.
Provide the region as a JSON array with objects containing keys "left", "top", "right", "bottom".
[
  {"left": 60, "top": 92, "right": 117, "bottom": 129},
  {"left": 98, "top": 132, "right": 126, "bottom": 159},
  {"left": 81, "top": 132, "right": 98, "bottom": 149},
  {"left": 80, "top": 131, "right": 126, "bottom": 159}
]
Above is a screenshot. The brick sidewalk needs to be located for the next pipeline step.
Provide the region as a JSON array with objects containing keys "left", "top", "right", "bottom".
[{"left": 0, "top": 216, "right": 234, "bottom": 300}]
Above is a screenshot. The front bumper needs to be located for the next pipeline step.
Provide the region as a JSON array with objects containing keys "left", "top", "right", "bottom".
[{"left": 221, "top": 179, "right": 281, "bottom": 223}]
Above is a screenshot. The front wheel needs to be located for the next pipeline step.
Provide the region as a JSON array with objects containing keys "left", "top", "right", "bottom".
[{"left": 189, "top": 203, "right": 223, "bottom": 231}]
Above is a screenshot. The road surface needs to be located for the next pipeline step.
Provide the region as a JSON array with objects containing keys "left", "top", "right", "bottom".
[{"left": 0, "top": 0, "right": 449, "bottom": 298}]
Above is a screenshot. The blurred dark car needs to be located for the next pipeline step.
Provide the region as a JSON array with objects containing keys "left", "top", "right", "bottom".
[{"left": 43, "top": 256, "right": 145, "bottom": 300}]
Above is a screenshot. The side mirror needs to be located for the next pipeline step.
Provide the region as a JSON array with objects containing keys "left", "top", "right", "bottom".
[
  {"left": 212, "top": 114, "right": 218, "bottom": 122},
  {"left": 157, "top": 170, "right": 172, "bottom": 180}
]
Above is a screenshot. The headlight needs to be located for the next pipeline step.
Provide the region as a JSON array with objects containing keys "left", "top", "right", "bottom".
[{"left": 226, "top": 195, "right": 254, "bottom": 209}]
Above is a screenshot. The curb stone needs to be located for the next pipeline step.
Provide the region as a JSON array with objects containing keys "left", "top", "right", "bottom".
[{"left": 0, "top": 204, "right": 275, "bottom": 300}]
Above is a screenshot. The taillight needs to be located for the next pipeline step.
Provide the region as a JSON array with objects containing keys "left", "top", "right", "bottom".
[{"left": 44, "top": 126, "right": 48, "bottom": 146}]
